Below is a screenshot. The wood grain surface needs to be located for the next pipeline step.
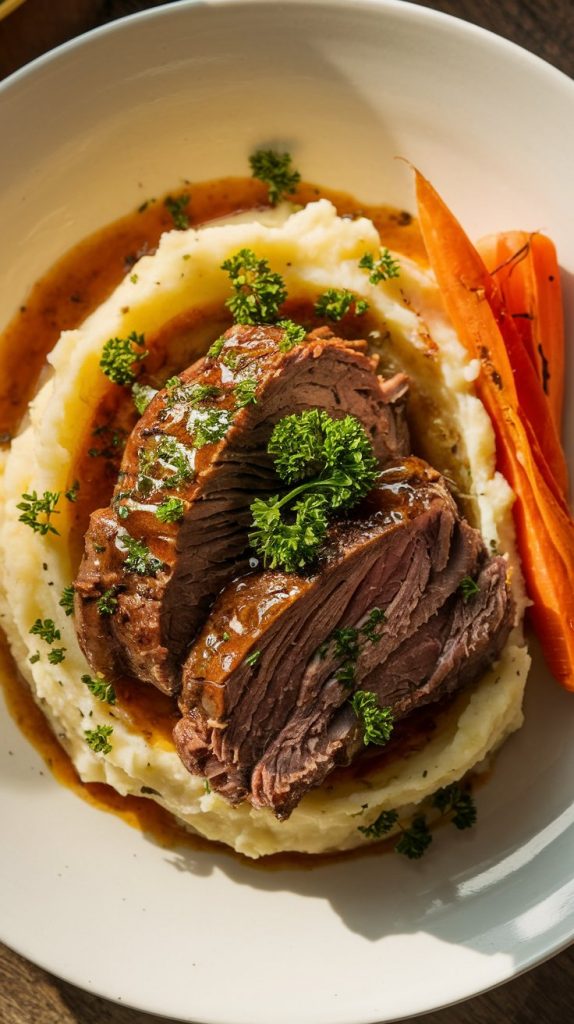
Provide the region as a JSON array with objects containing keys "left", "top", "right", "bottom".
[{"left": 0, "top": 1, "right": 572, "bottom": 1021}]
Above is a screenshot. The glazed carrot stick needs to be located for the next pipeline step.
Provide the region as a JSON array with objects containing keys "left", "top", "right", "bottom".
[
  {"left": 477, "top": 231, "right": 565, "bottom": 430},
  {"left": 415, "top": 169, "right": 574, "bottom": 691},
  {"left": 459, "top": 230, "right": 568, "bottom": 497}
]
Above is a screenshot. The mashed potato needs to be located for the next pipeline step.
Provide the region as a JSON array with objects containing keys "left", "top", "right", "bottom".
[{"left": 0, "top": 201, "right": 529, "bottom": 857}]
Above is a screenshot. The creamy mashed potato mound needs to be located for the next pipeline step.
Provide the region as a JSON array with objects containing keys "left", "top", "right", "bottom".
[{"left": 0, "top": 201, "right": 529, "bottom": 857}]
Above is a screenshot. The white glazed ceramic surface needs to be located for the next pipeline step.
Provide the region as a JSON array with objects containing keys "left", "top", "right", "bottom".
[{"left": 0, "top": 2, "right": 573, "bottom": 1021}]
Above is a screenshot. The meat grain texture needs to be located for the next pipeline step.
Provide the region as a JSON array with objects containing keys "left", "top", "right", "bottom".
[{"left": 176, "top": 459, "right": 514, "bottom": 817}]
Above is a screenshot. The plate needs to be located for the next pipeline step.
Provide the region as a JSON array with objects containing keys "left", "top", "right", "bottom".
[{"left": 1, "top": 2, "right": 573, "bottom": 1021}]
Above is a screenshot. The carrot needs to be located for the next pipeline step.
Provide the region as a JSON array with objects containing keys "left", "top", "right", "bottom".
[
  {"left": 463, "top": 233, "right": 568, "bottom": 497},
  {"left": 477, "top": 231, "right": 565, "bottom": 430},
  {"left": 415, "top": 169, "right": 574, "bottom": 691}
]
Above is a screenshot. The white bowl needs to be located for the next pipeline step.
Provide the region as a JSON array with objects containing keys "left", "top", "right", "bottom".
[{"left": 1, "top": 2, "right": 573, "bottom": 1021}]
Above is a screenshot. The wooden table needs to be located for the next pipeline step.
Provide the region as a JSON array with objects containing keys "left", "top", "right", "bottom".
[{"left": 0, "top": 1, "right": 572, "bottom": 1021}]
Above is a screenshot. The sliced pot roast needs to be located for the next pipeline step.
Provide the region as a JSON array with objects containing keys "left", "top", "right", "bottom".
[
  {"left": 74, "top": 325, "right": 409, "bottom": 693},
  {"left": 175, "top": 458, "right": 514, "bottom": 817}
]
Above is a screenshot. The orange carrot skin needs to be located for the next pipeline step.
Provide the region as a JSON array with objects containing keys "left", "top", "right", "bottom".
[
  {"left": 415, "top": 169, "right": 574, "bottom": 691},
  {"left": 477, "top": 232, "right": 565, "bottom": 430},
  {"left": 530, "top": 234, "right": 565, "bottom": 429},
  {"left": 484, "top": 260, "right": 568, "bottom": 499}
]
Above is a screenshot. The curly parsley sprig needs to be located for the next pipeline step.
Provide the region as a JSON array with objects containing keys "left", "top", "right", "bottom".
[
  {"left": 100, "top": 331, "right": 147, "bottom": 386},
  {"left": 315, "top": 289, "right": 369, "bottom": 321},
  {"left": 249, "top": 410, "right": 378, "bottom": 572},
  {"left": 221, "top": 249, "right": 287, "bottom": 325},
  {"left": 350, "top": 690, "right": 394, "bottom": 746},
  {"left": 249, "top": 149, "right": 301, "bottom": 206},
  {"left": 358, "top": 782, "right": 477, "bottom": 858},
  {"left": 17, "top": 490, "right": 60, "bottom": 536},
  {"left": 359, "top": 247, "right": 400, "bottom": 284}
]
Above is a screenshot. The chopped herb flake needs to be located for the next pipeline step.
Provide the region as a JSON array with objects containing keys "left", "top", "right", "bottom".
[
  {"left": 350, "top": 690, "right": 394, "bottom": 746},
  {"left": 249, "top": 149, "right": 301, "bottom": 206},
  {"left": 191, "top": 408, "right": 233, "bottom": 448},
  {"left": 358, "top": 809, "right": 399, "bottom": 839},
  {"left": 59, "top": 585, "right": 75, "bottom": 616},
  {"left": 97, "top": 587, "right": 119, "bottom": 616},
  {"left": 100, "top": 331, "right": 147, "bottom": 386},
  {"left": 119, "top": 532, "right": 164, "bottom": 576},
  {"left": 432, "top": 783, "right": 477, "bottom": 830},
  {"left": 315, "top": 289, "right": 369, "bottom": 321},
  {"left": 84, "top": 724, "right": 113, "bottom": 754},
  {"left": 156, "top": 497, "right": 185, "bottom": 523},
  {"left": 82, "top": 673, "right": 116, "bottom": 704},
  {"left": 245, "top": 649, "right": 261, "bottom": 667},
  {"left": 164, "top": 193, "right": 190, "bottom": 230},
  {"left": 277, "top": 320, "right": 307, "bottom": 352},
  {"left": 132, "top": 382, "right": 158, "bottom": 415},
  {"left": 207, "top": 336, "right": 226, "bottom": 359},
  {"left": 359, "top": 248, "right": 400, "bottom": 284},
  {"left": 221, "top": 249, "right": 287, "bottom": 325},
  {"left": 394, "top": 816, "right": 432, "bottom": 859},
  {"left": 47, "top": 647, "right": 66, "bottom": 665},
  {"left": 17, "top": 490, "right": 60, "bottom": 536},
  {"left": 234, "top": 378, "right": 258, "bottom": 408},
  {"left": 29, "top": 619, "right": 60, "bottom": 644},
  {"left": 459, "top": 575, "right": 480, "bottom": 601},
  {"left": 65, "top": 481, "right": 80, "bottom": 503}
]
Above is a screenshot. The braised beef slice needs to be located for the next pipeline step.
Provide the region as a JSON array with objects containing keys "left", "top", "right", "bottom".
[
  {"left": 74, "top": 325, "right": 409, "bottom": 694},
  {"left": 174, "top": 458, "right": 513, "bottom": 817},
  {"left": 254, "top": 556, "right": 513, "bottom": 816}
]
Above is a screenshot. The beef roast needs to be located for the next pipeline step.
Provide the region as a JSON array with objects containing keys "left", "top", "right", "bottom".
[
  {"left": 74, "top": 324, "right": 409, "bottom": 694},
  {"left": 174, "top": 458, "right": 514, "bottom": 815}
]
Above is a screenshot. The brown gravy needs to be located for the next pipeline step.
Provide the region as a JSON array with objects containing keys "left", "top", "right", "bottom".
[{"left": 0, "top": 176, "right": 428, "bottom": 865}]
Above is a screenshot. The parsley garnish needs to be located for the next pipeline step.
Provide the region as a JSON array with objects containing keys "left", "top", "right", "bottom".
[
  {"left": 119, "top": 532, "right": 164, "bottom": 576},
  {"left": 47, "top": 648, "right": 66, "bottom": 665},
  {"left": 84, "top": 725, "right": 113, "bottom": 754},
  {"left": 65, "top": 480, "right": 80, "bottom": 503},
  {"left": 359, "top": 248, "right": 400, "bottom": 284},
  {"left": 432, "top": 783, "right": 477, "bottom": 830},
  {"left": 361, "top": 607, "right": 386, "bottom": 643},
  {"left": 29, "top": 619, "right": 60, "bottom": 644},
  {"left": 245, "top": 649, "right": 261, "bottom": 667},
  {"left": 166, "top": 382, "right": 222, "bottom": 409},
  {"left": 249, "top": 149, "right": 301, "bottom": 206},
  {"left": 222, "top": 350, "right": 238, "bottom": 370},
  {"left": 17, "top": 490, "right": 60, "bottom": 536},
  {"left": 88, "top": 424, "right": 127, "bottom": 460},
  {"left": 221, "top": 249, "right": 287, "bottom": 325},
  {"left": 277, "top": 320, "right": 307, "bottom": 353},
  {"left": 207, "top": 337, "right": 226, "bottom": 359},
  {"left": 358, "top": 809, "right": 399, "bottom": 839},
  {"left": 191, "top": 408, "right": 233, "bottom": 448},
  {"left": 97, "top": 587, "right": 119, "bottom": 616},
  {"left": 100, "top": 331, "right": 147, "bottom": 386},
  {"left": 314, "top": 289, "right": 369, "bottom": 321},
  {"left": 59, "top": 585, "right": 75, "bottom": 616},
  {"left": 234, "top": 378, "right": 258, "bottom": 408},
  {"left": 350, "top": 690, "right": 394, "bottom": 746},
  {"left": 459, "top": 575, "right": 480, "bottom": 601},
  {"left": 29, "top": 652, "right": 40, "bottom": 664},
  {"left": 138, "top": 436, "right": 195, "bottom": 490},
  {"left": 249, "top": 410, "right": 377, "bottom": 572},
  {"left": 156, "top": 497, "right": 185, "bottom": 523},
  {"left": 394, "top": 816, "right": 432, "bottom": 859},
  {"left": 164, "top": 193, "right": 190, "bottom": 230},
  {"left": 82, "top": 673, "right": 116, "bottom": 704},
  {"left": 132, "top": 382, "right": 158, "bottom": 415}
]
